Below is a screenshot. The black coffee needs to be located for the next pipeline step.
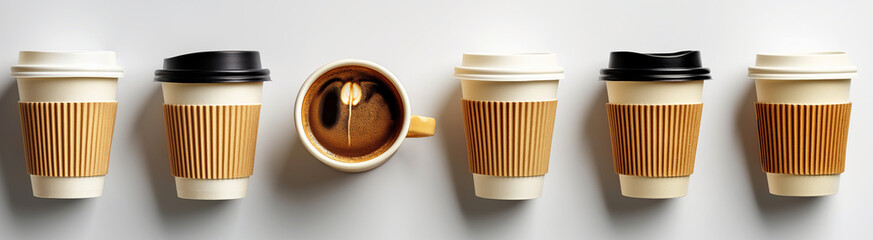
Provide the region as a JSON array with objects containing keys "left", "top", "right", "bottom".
[{"left": 302, "top": 65, "right": 405, "bottom": 163}]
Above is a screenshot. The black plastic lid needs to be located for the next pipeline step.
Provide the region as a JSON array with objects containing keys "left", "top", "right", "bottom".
[
  {"left": 600, "top": 50, "right": 711, "bottom": 81},
  {"left": 155, "top": 51, "right": 271, "bottom": 83}
]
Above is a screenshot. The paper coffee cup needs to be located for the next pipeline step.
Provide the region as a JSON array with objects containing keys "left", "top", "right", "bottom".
[
  {"left": 455, "top": 53, "right": 563, "bottom": 200},
  {"left": 155, "top": 51, "right": 270, "bottom": 200},
  {"left": 11, "top": 51, "right": 123, "bottom": 199},
  {"left": 601, "top": 51, "right": 711, "bottom": 199},
  {"left": 749, "top": 52, "right": 856, "bottom": 197}
]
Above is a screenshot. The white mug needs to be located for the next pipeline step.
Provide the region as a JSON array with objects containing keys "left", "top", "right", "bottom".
[{"left": 294, "top": 59, "right": 435, "bottom": 172}]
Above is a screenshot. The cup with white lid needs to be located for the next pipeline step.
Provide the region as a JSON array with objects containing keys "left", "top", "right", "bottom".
[
  {"left": 749, "top": 52, "right": 856, "bottom": 197},
  {"left": 601, "top": 50, "right": 711, "bottom": 199},
  {"left": 454, "top": 53, "right": 563, "bottom": 200},
  {"left": 11, "top": 51, "right": 123, "bottom": 199},
  {"left": 155, "top": 51, "right": 269, "bottom": 200}
]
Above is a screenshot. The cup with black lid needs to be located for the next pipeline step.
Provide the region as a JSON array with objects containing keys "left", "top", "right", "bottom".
[
  {"left": 601, "top": 50, "right": 710, "bottom": 199},
  {"left": 155, "top": 51, "right": 270, "bottom": 200}
]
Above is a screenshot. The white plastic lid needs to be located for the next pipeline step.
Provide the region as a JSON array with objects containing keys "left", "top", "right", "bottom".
[
  {"left": 748, "top": 52, "right": 857, "bottom": 80},
  {"left": 454, "top": 53, "right": 564, "bottom": 81},
  {"left": 11, "top": 51, "right": 124, "bottom": 78}
]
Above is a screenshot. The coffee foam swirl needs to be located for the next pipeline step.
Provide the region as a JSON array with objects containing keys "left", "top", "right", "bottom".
[{"left": 301, "top": 65, "right": 404, "bottom": 163}]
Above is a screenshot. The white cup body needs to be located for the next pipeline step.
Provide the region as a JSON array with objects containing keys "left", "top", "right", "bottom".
[
  {"left": 617, "top": 175, "right": 690, "bottom": 199},
  {"left": 766, "top": 173, "right": 840, "bottom": 197},
  {"left": 30, "top": 175, "right": 105, "bottom": 199},
  {"left": 20, "top": 77, "right": 117, "bottom": 198},
  {"left": 755, "top": 79, "right": 850, "bottom": 104},
  {"left": 294, "top": 59, "right": 413, "bottom": 173},
  {"left": 161, "top": 81, "right": 263, "bottom": 200},
  {"left": 461, "top": 79, "right": 558, "bottom": 101},
  {"left": 174, "top": 177, "right": 250, "bottom": 200},
  {"left": 606, "top": 81, "right": 703, "bottom": 104},
  {"left": 462, "top": 79, "right": 558, "bottom": 200},
  {"left": 18, "top": 77, "right": 117, "bottom": 102},
  {"left": 456, "top": 53, "right": 563, "bottom": 200},
  {"left": 161, "top": 82, "right": 263, "bottom": 105},
  {"left": 606, "top": 80, "right": 703, "bottom": 199},
  {"left": 750, "top": 52, "right": 855, "bottom": 197},
  {"left": 13, "top": 51, "right": 121, "bottom": 199},
  {"left": 754, "top": 78, "right": 849, "bottom": 196}
]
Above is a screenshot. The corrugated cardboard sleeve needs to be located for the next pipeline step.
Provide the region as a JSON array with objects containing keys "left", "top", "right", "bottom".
[
  {"left": 461, "top": 100, "right": 557, "bottom": 177},
  {"left": 163, "top": 104, "right": 261, "bottom": 179},
  {"left": 606, "top": 103, "right": 703, "bottom": 177},
  {"left": 755, "top": 103, "right": 851, "bottom": 175},
  {"left": 19, "top": 102, "right": 117, "bottom": 177}
]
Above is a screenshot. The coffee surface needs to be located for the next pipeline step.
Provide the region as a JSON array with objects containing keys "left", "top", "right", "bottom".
[{"left": 302, "top": 65, "right": 404, "bottom": 163}]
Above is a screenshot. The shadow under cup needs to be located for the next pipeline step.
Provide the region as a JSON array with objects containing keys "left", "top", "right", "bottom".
[{"left": 294, "top": 59, "right": 435, "bottom": 173}]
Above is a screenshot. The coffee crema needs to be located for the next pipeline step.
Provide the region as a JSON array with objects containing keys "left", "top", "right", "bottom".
[{"left": 301, "top": 65, "right": 405, "bottom": 163}]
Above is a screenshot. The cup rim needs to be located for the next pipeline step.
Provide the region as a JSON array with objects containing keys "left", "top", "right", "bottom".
[
  {"left": 18, "top": 50, "right": 117, "bottom": 54},
  {"left": 749, "top": 51, "right": 857, "bottom": 80},
  {"left": 294, "top": 59, "right": 412, "bottom": 172},
  {"left": 461, "top": 52, "right": 555, "bottom": 57},
  {"left": 755, "top": 51, "right": 847, "bottom": 57},
  {"left": 454, "top": 52, "right": 564, "bottom": 81},
  {"left": 12, "top": 50, "right": 123, "bottom": 78}
]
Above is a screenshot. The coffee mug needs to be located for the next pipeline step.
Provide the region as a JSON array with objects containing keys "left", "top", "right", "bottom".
[{"left": 294, "top": 59, "right": 435, "bottom": 172}]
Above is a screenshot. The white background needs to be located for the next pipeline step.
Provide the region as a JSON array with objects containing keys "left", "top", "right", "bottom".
[{"left": 0, "top": 0, "right": 870, "bottom": 239}]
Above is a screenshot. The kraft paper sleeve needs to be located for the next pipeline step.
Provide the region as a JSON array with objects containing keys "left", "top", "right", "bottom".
[
  {"left": 19, "top": 102, "right": 117, "bottom": 177},
  {"left": 755, "top": 103, "right": 851, "bottom": 175},
  {"left": 606, "top": 103, "right": 703, "bottom": 177},
  {"left": 163, "top": 104, "right": 261, "bottom": 179},
  {"left": 462, "top": 100, "right": 557, "bottom": 177}
]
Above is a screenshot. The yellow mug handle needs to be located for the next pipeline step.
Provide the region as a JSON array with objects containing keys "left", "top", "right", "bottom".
[{"left": 407, "top": 115, "right": 436, "bottom": 138}]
